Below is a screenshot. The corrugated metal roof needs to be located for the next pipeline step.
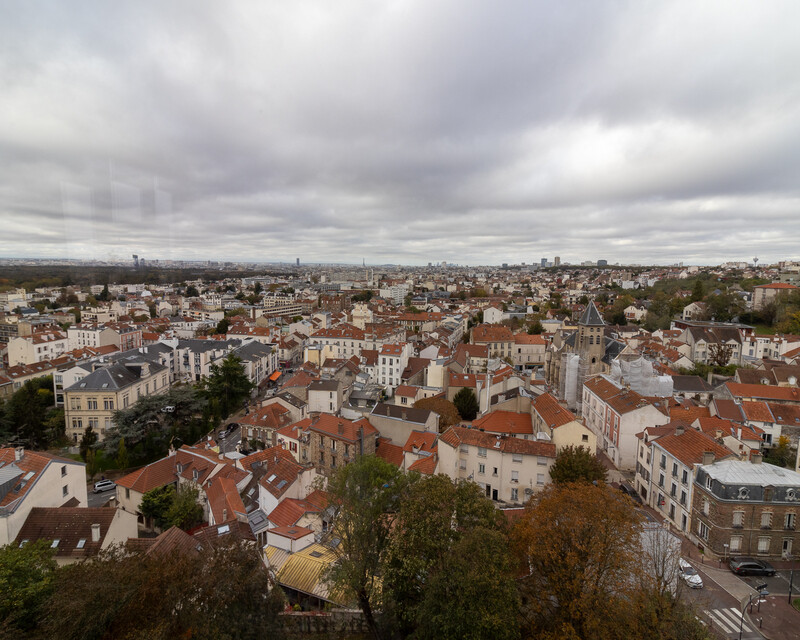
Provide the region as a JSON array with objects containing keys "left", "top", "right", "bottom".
[
  {"left": 275, "top": 543, "right": 344, "bottom": 604},
  {"left": 704, "top": 460, "right": 800, "bottom": 486}
]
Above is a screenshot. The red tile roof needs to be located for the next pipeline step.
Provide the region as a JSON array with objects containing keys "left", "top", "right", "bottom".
[
  {"left": 205, "top": 476, "right": 246, "bottom": 524},
  {"left": 375, "top": 438, "right": 404, "bottom": 468},
  {"left": 308, "top": 414, "right": 378, "bottom": 443},
  {"left": 472, "top": 410, "right": 534, "bottom": 435},
  {"left": 402, "top": 431, "right": 438, "bottom": 453},
  {"left": 531, "top": 394, "right": 577, "bottom": 429},
  {"left": 652, "top": 423, "right": 734, "bottom": 467},
  {"left": 408, "top": 454, "right": 438, "bottom": 475},
  {"left": 439, "top": 426, "right": 556, "bottom": 457}
]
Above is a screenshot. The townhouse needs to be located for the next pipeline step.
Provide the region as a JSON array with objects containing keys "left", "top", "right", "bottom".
[
  {"left": 471, "top": 324, "right": 514, "bottom": 360},
  {"left": 377, "top": 342, "right": 412, "bottom": 395},
  {"left": 635, "top": 422, "right": 733, "bottom": 535},
  {"left": 583, "top": 375, "right": 670, "bottom": 470},
  {"left": 7, "top": 330, "right": 69, "bottom": 366}
]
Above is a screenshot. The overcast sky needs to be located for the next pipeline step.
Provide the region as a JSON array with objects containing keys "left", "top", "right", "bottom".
[{"left": 1, "top": 1, "right": 799, "bottom": 266}]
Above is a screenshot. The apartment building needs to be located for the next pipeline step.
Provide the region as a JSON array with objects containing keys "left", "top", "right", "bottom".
[
  {"left": 63, "top": 359, "right": 170, "bottom": 443},
  {"left": 378, "top": 342, "right": 412, "bottom": 395},
  {"left": 7, "top": 331, "right": 69, "bottom": 366}
]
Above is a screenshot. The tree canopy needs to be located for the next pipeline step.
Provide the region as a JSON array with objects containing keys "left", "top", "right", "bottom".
[
  {"left": 201, "top": 353, "right": 254, "bottom": 420},
  {"left": 452, "top": 387, "right": 480, "bottom": 421},
  {"left": 412, "top": 396, "right": 460, "bottom": 431},
  {"left": 549, "top": 445, "right": 608, "bottom": 485}
]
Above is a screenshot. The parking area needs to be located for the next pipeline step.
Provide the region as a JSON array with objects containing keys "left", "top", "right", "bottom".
[{"left": 737, "top": 571, "right": 798, "bottom": 597}]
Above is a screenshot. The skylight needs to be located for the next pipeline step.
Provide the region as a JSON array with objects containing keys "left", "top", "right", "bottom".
[
  {"left": 267, "top": 474, "right": 277, "bottom": 483},
  {"left": 218, "top": 524, "right": 230, "bottom": 535},
  {"left": 51, "top": 539, "right": 60, "bottom": 548},
  {"left": 76, "top": 539, "right": 86, "bottom": 548}
]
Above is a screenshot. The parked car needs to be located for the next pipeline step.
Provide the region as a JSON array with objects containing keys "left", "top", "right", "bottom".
[
  {"left": 729, "top": 558, "right": 776, "bottom": 576},
  {"left": 93, "top": 480, "right": 116, "bottom": 493},
  {"left": 678, "top": 558, "right": 703, "bottom": 589},
  {"left": 618, "top": 482, "right": 643, "bottom": 504}
]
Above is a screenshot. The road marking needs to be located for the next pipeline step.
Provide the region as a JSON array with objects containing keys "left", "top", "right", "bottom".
[{"left": 706, "top": 607, "right": 757, "bottom": 636}]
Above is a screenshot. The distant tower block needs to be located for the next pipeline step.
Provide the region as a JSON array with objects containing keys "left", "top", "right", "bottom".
[
  {"left": 554, "top": 256, "right": 561, "bottom": 266},
  {"left": 296, "top": 258, "right": 300, "bottom": 266}
]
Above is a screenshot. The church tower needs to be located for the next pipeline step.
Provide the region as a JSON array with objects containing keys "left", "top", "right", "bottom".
[{"left": 577, "top": 300, "right": 605, "bottom": 374}]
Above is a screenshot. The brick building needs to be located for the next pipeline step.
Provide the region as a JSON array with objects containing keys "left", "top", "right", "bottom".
[{"left": 692, "top": 456, "right": 800, "bottom": 560}]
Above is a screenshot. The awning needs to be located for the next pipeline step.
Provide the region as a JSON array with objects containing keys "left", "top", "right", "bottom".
[{"left": 268, "top": 370, "right": 282, "bottom": 382}]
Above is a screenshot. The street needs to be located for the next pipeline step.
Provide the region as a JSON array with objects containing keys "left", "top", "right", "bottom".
[
  {"left": 681, "top": 559, "right": 764, "bottom": 639},
  {"left": 217, "top": 423, "right": 242, "bottom": 455},
  {"left": 86, "top": 486, "right": 114, "bottom": 508}
]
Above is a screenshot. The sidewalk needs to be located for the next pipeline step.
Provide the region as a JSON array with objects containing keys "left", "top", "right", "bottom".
[{"left": 742, "top": 595, "right": 799, "bottom": 640}]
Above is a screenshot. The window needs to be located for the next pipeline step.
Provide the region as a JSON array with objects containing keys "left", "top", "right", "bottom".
[
  {"left": 669, "top": 504, "right": 675, "bottom": 520},
  {"left": 698, "top": 521, "right": 709, "bottom": 541},
  {"left": 330, "top": 440, "right": 336, "bottom": 452},
  {"left": 761, "top": 512, "right": 772, "bottom": 529},
  {"left": 537, "top": 473, "right": 545, "bottom": 486},
  {"left": 705, "top": 475, "right": 712, "bottom": 490},
  {"left": 319, "top": 452, "right": 325, "bottom": 464},
  {"left": 493, "top": 467, "right": 498, "bottom": 476},
  {"left": 758, "top": 537, "right": 771, "bottom": 554},
  {"left": 125, "top": 488, "right": 130, "bottom": 499},
  {"left": 702, "top": 498, "right": 709, "bottom": 516},
  {"left": 733, "top": 511, "right": 744, "bottom": 528},
  {"left": 62, "top": 485, "right": 68, "bottom": 497},
  {"left": 331, "top": 457, "right": 336, "bottom": 468},
  {"left": 680, "top": 490, "right": 687, "bottom": 506},
  {"left": 511, "top": 470, "right": 519, "bottom": 483},
  {"left": 460, "top": 445, "right": 469, "bottom": 453},
  {"left": 478, "top": 447, "right": 487, "bottom": 458},
  {"left": 537, "top": 457, "right": 547, "bottom": 466},
  {"left": 672, "top": 462, "right": 678, "bottom": 477},
  {"left": 511, "top": 488, "right": 519, "bottom": 502},
  {"left": 730, "top": 535, "right": 742, "bottom": 552},
  {"left": 658, "top": 474, "right": 664, "bottom": 488},
  {"left": 87, "top": 398, "right": 97, "bottom": 410},
  {"left": 582, "top": 434, "right": 589, "bottom": 442},
  {"left": 61, "top": 465, "right": 67, "bottom": 477},
  {"left": 512, "top": 453, "right": 523, "bottom": 463},
  {"left": 682, "top": 469, "right": 688, "bottom": 485},
  {"left": 460, "top": 459, "right": 466, "bottom": 470},
  {"left": 478, "top": 463, "right": 485, "bottom": 475},
  {"left": 670, "top": 483, "right": 677, "bottom": 498},
  {"left": 681, "top": 514, "right": 687, "bottom": 531},
  {"left": 785, "top": 513, "right": 796, "bottom": 530}
]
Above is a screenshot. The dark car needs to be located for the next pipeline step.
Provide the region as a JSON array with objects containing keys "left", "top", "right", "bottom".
[
  {"left": 618, "top": 482, "right": 643, "bottom": 504},
  {"left": 729, "top": 558, "right": 776, "bottom": 576}
]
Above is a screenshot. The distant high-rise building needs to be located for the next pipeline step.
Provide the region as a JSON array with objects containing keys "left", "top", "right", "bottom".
[
  {"left": 540, "top": 258, "right": 548, "bottom": 267},
  {"left": 296, "top": 258, "right": 300, "bottom": 266},
  {"left": 132, "top": 254, "right": 139, "bottom": 269},
  {"left": 554, "top": 256, "right": 561, "bottom": 266},
  {"left": 502, "top": 263, "right": 508, "bottom": 268},
  {"left": 597, "top": 259, "right": 608, "bottom": 267}
]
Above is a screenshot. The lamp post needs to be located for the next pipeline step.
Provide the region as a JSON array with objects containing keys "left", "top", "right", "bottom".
[{"left": 739, "top": 584, "right": 768, "bottom": 640}]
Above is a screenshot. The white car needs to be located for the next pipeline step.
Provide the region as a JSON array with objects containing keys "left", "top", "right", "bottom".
[
  {"left": 679, "top": 558, "right": 703, "bottom": 589},
  {"left": 93, "top": 479, "right": 116, "bottom": 493}
]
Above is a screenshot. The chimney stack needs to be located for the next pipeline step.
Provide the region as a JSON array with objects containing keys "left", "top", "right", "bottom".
[
  {"left": 702, "top": 451, "right": 715, "bottom": 466},
  {"left": 14, "top": 447, "right": 24, "bottom": 462},
  {"left": 338, "top": 422, "right": 344, "bottom": 435},
  {"left": 91, "top": 523, "right": 101, "bottom": 543},
  {"left": 675, "top": 424, "right": 685, "bottom": 436},
  {"left": 751, "top": 451, "right": 763, "bottom": 465},
  {"left": 222, "top": 508, "right": 228, "bottom": 522}
]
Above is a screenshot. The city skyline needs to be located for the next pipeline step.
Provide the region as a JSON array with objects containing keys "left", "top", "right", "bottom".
[{"left": 2, "top": 2, "right": 800, "bottom": 265}]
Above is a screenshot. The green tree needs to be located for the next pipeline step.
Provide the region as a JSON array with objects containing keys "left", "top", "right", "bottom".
[
  {"left": 324, "top": 455, "right": 409, "bottom": 639},
  {"left": 116, "top": 438, "right": 129, "bottom": 470},
  {"left": 215, "top": 317, "right": 230, "bottom": 335},
  {"left": 39, "top": 540, "right": 284, "bottom": 640},
  {"left": 140, "top": 485, "right": 176, "bottom": 530},
  {"left": 770, "top": 435, "right": 793, "bottom": 468},
  {"left": 201, "top": 354, "right": 254, "bottom": 420},
  {"left": 453, "top": 387, "right": 480, "bottom": 421},
  {"left": 166, "top": 485, "right": 204, "bottom": 530},
  {"left": 97, "top": 284, "right": 110, "bottom": 302},
  {"left": 0, "top": 540, "right": 57, "bottom": 634},
  {"left": 549, "top": 445, "right": 608, "bottom": 485},
  {"left": 690, "top": 280, "right": 704, "bottom": 302},
  {"left": 415, "top": 528, "right": 519, "bottom": 640},
  {"left": 184, "top": 285, "right": 199, "bottom": 297},
  {"left": 527, "top": 319, "right": 543, "bottom": 335},
  {"left": 79, "top": 425, "right": 98, "bottom": 462},
  {"left": 3, "top": 377, "right": 55, "bottom": 448},
  {"left": 383, "top": 475, "right": 501, "bottom": 636}
]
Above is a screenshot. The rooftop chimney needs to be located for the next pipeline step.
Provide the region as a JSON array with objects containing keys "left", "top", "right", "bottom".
[
  {"left": 675, "top": 424, "right": 685, "bottom": 436},
  {"left": 702, "top": 451, "right": 715, "bottom": 466},
  {"left": 14, "top": 447, "right": 24, "bottom": 462},
  {"left": 338, "top": 422, "right": 344, "bottom": 435},
  {"left": 222, "top": 508, "right": 228, "bottom": 522},
  {"left": 91, "top": 523, "right": 101, "bottom": 543},
  {"left": 752, "top": 451, "right": 763, "bottom": 465}
]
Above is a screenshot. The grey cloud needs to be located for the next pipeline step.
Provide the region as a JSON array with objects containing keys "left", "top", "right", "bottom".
[{"left": 1, "top": 1, "right": 800, "bottom": 266}]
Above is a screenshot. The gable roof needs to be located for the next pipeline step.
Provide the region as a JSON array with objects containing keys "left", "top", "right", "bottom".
[
  {"left": 115, "top": 455, "right": 178, "bottom": 493},
  {"left": 439, "top": 426, "right": 556, "bottom": 457},
  {"left": 15, "top": 507, "right": 117, "bottom": 559},
  {"left": 531, "top": 393, "right": 578, "bottom": 429},
  {"left": 651, "top": 423, "right": 733, "bottom": 467},
  {"left": 472, "top": 410, "right": 534, "bottom": 435},
  {"left": 375, "top": 438, "right": 404, "bottom": 467}
]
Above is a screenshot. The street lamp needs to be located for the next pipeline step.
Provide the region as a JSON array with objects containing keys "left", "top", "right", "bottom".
[{"left": 739, "top": 584, "right": 768, "bottom": 640}]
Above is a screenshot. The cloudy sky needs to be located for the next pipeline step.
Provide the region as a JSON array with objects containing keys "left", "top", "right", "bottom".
[{"left": 2, "top": 1, "right": 799, "bottom": 266}]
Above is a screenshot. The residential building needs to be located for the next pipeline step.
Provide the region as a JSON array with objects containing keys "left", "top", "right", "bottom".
[
  {"left": 306, "top": 414, "right": 379, "bottom": 477},
  {"left": 692, "top": 456, "right": 800, "bottom": 560},
  {"left": 753, "top": 283, "right": 799, "bottom": 311},
  {"left": 0, "top": 448, "right": 87, "bottom": 546},
  {"left": 438, "top": 426, "right": 557, "bottom": 505},
  {"left": 7, "top": 331, "right": 69, "bottom": 366},
  {"left": 63, "top": 359, "right": 170, "bottom": 443}
]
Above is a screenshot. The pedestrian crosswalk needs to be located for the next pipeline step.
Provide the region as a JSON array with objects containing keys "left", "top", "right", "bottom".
[{"left": 705, "top": 607, "right": 760, "bottom": 639}]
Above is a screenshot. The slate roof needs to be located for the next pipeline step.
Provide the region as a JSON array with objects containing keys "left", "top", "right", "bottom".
[
  {"left": 579, "top": 301, "right": 605, "bottom": 327},
  {"left": 15, "top": 507, "right": 117, "bottom": 559},
  {"left": 371, "top": 403, "right": 433, "bottom": 425}
]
